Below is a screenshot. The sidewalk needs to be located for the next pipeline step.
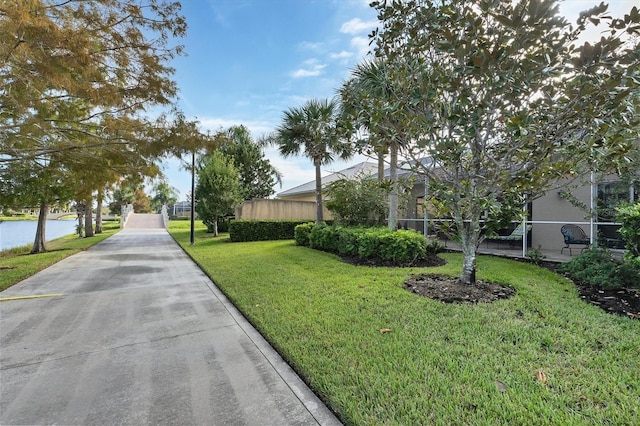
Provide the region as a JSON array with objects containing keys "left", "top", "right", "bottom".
[{"left": 1, "top": 216, "right": 341, "bottom": 425}]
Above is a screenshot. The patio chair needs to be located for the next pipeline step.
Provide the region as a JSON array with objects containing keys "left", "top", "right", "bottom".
[
  {"left": 560, "top": 224, "right": 590, "bottom": 256},
  {"left": 486, "top": 223, "right": 532, "bottom": 248}
]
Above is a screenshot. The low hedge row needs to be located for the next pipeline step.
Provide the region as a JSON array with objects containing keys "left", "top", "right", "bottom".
[
  {"left": 295, "top": 223, "right": 440, "bottom": 266},
  {"left": 229, "top": 220, "right": 312, "bottom": 242}
]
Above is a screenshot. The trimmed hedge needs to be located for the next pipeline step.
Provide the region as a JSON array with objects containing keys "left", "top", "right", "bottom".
[
  {"left": 294, "top": 222, "right": 315, "bottom": 246},
  {"left": 230, "top": 220, "right": 311, "bottom": 242},
  {"left": 358, "top": 228, "right": 427, "bottom": 264},
  {"left": 297, "top": 223, "right": 439, "bottom": 266}
]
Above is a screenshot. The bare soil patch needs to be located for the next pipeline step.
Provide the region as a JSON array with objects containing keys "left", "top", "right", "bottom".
[{"left": 404, "top": 274, "right": 515, "bottom": 303}]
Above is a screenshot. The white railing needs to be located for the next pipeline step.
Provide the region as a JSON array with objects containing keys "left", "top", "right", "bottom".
[
  {"left": 161, "top": 204, "right": 169, "bottom": 229},
  {"left": 120, "top": 203, "right": 134, "bottom": 229},
  {"left": 399, "top": 217, "right": 625, "bottom": 258}
]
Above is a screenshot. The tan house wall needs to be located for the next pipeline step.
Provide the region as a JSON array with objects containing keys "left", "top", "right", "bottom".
[
  {"left": 277, "top": 193, "right": 317, "bottom": 202},
  {"left": 530, "top": 185, "right": 591, "bottom": 251},
  {"left": 399, "top": 181, "right": 594, "bottom": 251},
  {"left": 235, "top": 199, "right": 332, "bottom": 221}
]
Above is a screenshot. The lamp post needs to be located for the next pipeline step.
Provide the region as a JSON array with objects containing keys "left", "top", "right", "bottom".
[{"left": 190, "top": 149, "right": 195, "bottom": 245}]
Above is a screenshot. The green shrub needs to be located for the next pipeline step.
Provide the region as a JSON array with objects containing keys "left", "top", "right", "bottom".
[
  {"left": 294, "top": 222, "right": 315, "bottom": 246},
  {"left": 336, "top": 227, "right": 367, "bottom": 256},
  {"left": 526, "top": 245, "right": 547, "bottom": 266},
  {"left": 229, "top": 220, "right": 310, "bottom": 242},
  {"left": 559, "top": 247, "right": 640, "bottom": 289},
  {"left": 425, "top": 237, "right": 444, "bottom": 255},
  {"left": 217, "top": 218, "right": 231, "bottom": 233},
  {"left": 309, "top": 223, "right": 342, "bottom": 252},
  {"left": 616, "top": 203, "right": 640, "bottom": 266},
  {"left": 358, "top": 228, "right": 427, "bottom": 265},
  {"left": 324, "top": 176, "right": 388, "bottom": 226},
  {"left": 300, "top": 224, "right": 431, "bottom": 266}
]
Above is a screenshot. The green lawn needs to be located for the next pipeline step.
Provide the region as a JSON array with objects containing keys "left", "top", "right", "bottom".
[
  {"left": 169, "top": 221, "right": 640, "bottom": 425},
  {"left": 0, "top": 215, "right": 37, "bottom": 221},
  {"left": 0, "top": 223, "right": 120, "bottom": 292}
]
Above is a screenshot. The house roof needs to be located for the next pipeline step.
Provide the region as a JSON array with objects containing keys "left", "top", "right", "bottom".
[{"left": 277, "top": 162, "right": 378, "bottom": 197}]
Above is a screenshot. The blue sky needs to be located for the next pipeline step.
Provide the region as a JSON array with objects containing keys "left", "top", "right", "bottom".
[
  {"left": 161, "top": 0, "right": 376, "bottom": 199},
  {"left": 160, "top": 0, "right": 636, "bottom": 200}
]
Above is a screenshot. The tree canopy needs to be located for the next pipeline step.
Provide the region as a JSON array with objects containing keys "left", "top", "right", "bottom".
[
  {"left": 0, "top": 0, "right": 187, "bottom": 252},
  {"left": 272, "top": 98, "right": 352, "bottom": 223},
  {"left": 195, "top": 152, "right": 242, "bottom": 236},
  {"left": 367, "top": 0, "right": 640, "bottom": 284},
  {"left": 218, "top": 125, "right": 282, "bottom": 200}
]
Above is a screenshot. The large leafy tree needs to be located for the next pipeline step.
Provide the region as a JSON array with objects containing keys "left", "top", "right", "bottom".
[
  {"left": 151, "top": 180, "right": 180, "bottom": 213},
  {"left": 0, "top": 0, "right": 186, "bottom": 252},
  {"left": 272, "top": 98, "right": 352, "bottom": 223},
  {"left": 218, "top": 125, "right": 282, "bottom": 200},
  {"left": 370, "top": 0, "right": 640, "bottom": 284},
  {"left": 195, "top": 152, "right": 242, "bottom": 236}
]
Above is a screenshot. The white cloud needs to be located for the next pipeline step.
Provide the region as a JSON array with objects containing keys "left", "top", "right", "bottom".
[
  {"left": 262, "top": 151, "right": 316, "bottom": 192},
  {"left": 298, "top": 41, "right": 325, "bottom": 52},
  {"left": 351, "top": 36, "right": 373, "bottom": 58},
  {"left": 291, "top": 68, "right": 323, "bottom": 78},
  {"left": 340, "top": 18, "right": 378, "bottom": 34},
  {"left": 290, "top": 58, "right": 327, "bottom": 78},
  {"left": 330, "top": 50, "right": 353, "bottom": 60},
  {"left": 198, "top": 117, "right": 275, "bottom": 137}
]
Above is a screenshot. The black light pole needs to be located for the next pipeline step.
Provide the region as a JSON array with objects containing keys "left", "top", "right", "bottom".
[{"left": 190, "top": 149, "right": 195, "bottom": 245}]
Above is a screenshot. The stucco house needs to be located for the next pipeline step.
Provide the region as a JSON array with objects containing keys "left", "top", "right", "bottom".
[
  {"left": 398, "top": 167, "right": 637, "bottom": 254},
  {"left": 244, "top": 156, "right": 636, "bottom": 255},
  {"left": 277, "top": 162, "right": 379, "bottom": 202},
  {"left": 235, "top": 162, "right": 379, "bottom": 221}
]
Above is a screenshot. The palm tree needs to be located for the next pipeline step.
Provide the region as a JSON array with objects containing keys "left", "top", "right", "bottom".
[
  {"left": 273, "top": 98, "right": 352, "bottom": 223},
  {"left": 340, "top": 59, "right": 409, "bottom": 230}
]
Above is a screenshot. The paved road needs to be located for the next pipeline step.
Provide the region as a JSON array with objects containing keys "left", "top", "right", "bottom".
[{"left": 1, "top": 221, "right": 340, "bottom": 425}]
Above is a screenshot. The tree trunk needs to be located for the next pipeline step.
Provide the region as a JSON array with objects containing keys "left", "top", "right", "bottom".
[
  {"left": 458, "top": 216, "right": 481, "bottom": 285},
  {"left": 314, "top": 158, "right": 324, "bottom": 223},
  {"left": 388, "top": 141, "right": 399, "bottom": 230},
  {"left": 31, "top": 202, "right": 49, "bottom": 254},
  {"left": 77, "top": 214, "right": 84, "bottom": 238},
  {"left": 377, "top": 147, "right": 386, "bottom": 183},
  {"left": 460, "top": 241, "right": 477, "bottom": 285},
  {"left": 95, "top": 189, "right": 103, "bottom": 234},
  {"left": 84, "top": 197, "right": 94, "bottom": 237},
  {"left": 213, "top": 220, "right": 219, "bottom": 237}
]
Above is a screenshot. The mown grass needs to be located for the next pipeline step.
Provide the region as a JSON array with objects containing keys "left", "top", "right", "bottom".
[
  {"left": 0, "top": 223, "right": 120, "bottom": 291},
  {"left": 169, "top": 220, "right": 640, "bottom": 425},
  {"left": 0, "top": 215, "right": 37, "bottom": 221}
]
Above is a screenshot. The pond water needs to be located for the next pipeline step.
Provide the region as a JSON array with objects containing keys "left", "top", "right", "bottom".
[{"left": 0, "top": 220, "right": 78, "bottom": 251}]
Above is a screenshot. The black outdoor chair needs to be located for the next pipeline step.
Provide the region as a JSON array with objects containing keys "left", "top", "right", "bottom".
[{"left": 560, "top": 224, "right": 590, "bottom": 256}]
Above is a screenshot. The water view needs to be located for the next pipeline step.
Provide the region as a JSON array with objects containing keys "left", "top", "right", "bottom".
[{"left": 0, "top": 220, "right": 78, "bottom": 251}]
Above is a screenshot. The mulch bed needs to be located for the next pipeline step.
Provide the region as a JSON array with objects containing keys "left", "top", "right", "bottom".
[
  {"left": 339, "top": 253, "right": 639, "bottom": 320},
  {"left": 404, "top": 274, "right": 515, "bottom": 303},
  {"left": 576, "top": 284, "right": 640, "bottom": 320}
]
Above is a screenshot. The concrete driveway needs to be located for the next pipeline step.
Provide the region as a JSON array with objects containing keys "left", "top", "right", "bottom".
[{"left": 1, "top": 225, "right": 340, "bottom": 425}]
